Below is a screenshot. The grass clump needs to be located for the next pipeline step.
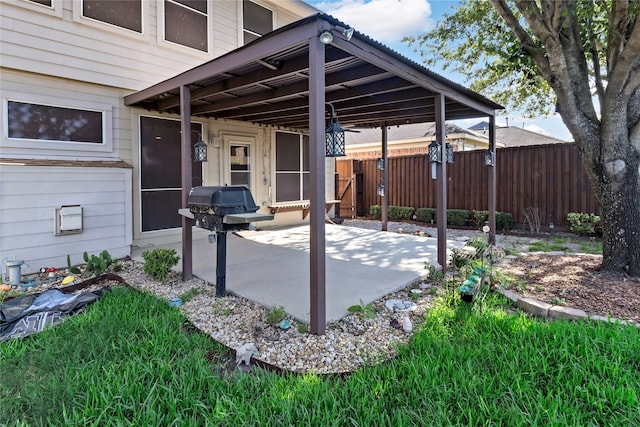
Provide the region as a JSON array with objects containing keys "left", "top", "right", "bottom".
[
  {"left": 142, "top": 248, "right": 180, "bottom": 283},
  {"left": 265, "top": 305, "right": 286, "bottom": 324},
  {"left": 179, "top": 287, "right": 203, "bottom": 303}
]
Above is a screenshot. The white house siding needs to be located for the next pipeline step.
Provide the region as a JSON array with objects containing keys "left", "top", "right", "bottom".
[
  {"left": 0, "top": 164, "right": 132, "bottom": 275},
  {"left": 1, "top": 0, "right": 323, "bottom": 258}
]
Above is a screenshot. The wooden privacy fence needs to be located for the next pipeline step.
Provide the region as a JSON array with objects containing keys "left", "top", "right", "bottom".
[{"left": 336, "top": 143, "right": 599, "bottom": 228}]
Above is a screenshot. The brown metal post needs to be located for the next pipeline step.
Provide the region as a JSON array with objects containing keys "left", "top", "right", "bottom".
[
  {"left": 435, "top": 94, "right": 447, "bottom": 272},
  {"left": 180, "top": 85, "right": 193, "bottom": 281},
  {"left": 381, "top": 123, "right": 388, "bottom": 231},
  {"left": 308, "top": 33, "right": 326, "bottom": 335},
  {"left": 488, "top": 115, "right": 497, "bottom": 244}
]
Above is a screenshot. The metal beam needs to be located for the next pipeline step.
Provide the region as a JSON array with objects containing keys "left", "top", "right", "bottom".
[
  {"left": 381, "top": 123, "right": 388, "bottom": 231},
  {"left": 309, "top": 34, "right": 326, "bottom": 335},
  {"left": 180, "top": 85, "right": 193, "bottom": 281},
  {"left": 435, "top": 93, "right": 447, "bottom": 272},
  {"left": 488, "top": 115, "right": 497, "bottom": 244}
]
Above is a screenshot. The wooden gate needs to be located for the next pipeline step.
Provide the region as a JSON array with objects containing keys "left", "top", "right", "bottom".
[{"left": 335, "top": 159, "right": 362, "bottom": 218}]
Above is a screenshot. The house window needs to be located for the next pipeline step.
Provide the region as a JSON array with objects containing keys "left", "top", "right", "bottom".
[
  {"left": 27, "top": 0, "right": 52, "bottom": 6},
  {"left": 275, "top": 132, "right": 309, "bottom": 202},
  {"left": 7, "top": 100, "right": 104, "bottom": 144},
  {"left": 164, "top": 0, "right": 208, "bottom": 52},
  {"left": 243, "top": 0, "right": 273, "bottom": 44},
  {"left": 139, "top": 116, "right": 203, "bottom": 232},
  {"left": 82, "top": 0, "right": 142, "bottom": 33},
  {"left": 230, "top": 145, "right": 251, "bottom": 188}
]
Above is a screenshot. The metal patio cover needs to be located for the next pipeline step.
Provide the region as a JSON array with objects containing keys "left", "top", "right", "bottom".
[{"left": 125, "top": 13, "right": 502, "bottom": 335}]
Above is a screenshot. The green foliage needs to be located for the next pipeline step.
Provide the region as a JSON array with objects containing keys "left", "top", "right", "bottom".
[
  {"left": 142, "top": 249, "right": 180, "bottom": 283},
  {"left": 567, "top": 212, "right": 601, "bottom": 236},
  {"left": 446, "top": 209, "right": 470, "bottom": 226},
  {"left": 473, "top": 210, "right": 488, "bottom": 227},
  {"left": 369, "top": 205, "right": 381, "bottom": 219},
  {"left": 415, "top": 207, "right": 436, "bottom": 223},
  {"left": 496, "top": 212, "right": 514, "bottom": 230},
  {"left": 296, "top": 322, "right": 309, "bottom": 334},
  {"left": 66, "top": 254, "right": 82, "bottom": 275},
  {"left": 424, "top": 264, "right": 445, "bottom": 285},
  {"left": 347, "top": 299, "right": 376, "bottom": 319},
  {"left": 467, "top": 236, "right": 488, "bottom": 258},
  {"left": 387, "top": 206, "right": 414, "bottom": 220},
  {"left": 82, "top": 250, "right": 113, "bottom": 277},
  {"left": 265, "top": 305, "right": 286, "bottom": 325},
  {"left": 528, "top": 240, "right": 571, "bottom": 253}
]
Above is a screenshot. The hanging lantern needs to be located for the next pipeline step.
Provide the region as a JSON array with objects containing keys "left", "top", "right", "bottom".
[
  {"left": 428, "top": 141, "right": 442, "bottom": 164},
  {"left": 325, "top": 104, "right": 346, "bottom": 157},
  {"left": 446, "top": 143, "right": 454, "bottom": 164},
  {"left": 193, "top": 139, "right": 208, "bottom": 163},
  {"left": 376, "top": 184, "right": 385, "bottom": 196},
  {"left": 484, "top": 149, "right": 495, "bottom": 167},
  {"left": 376, "top": 157, "right": 385, "bottom": 170}
]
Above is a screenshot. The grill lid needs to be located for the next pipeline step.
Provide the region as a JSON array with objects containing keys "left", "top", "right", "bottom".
[{"left": 188, "top": 186, "right": 259, "bottom": 215}]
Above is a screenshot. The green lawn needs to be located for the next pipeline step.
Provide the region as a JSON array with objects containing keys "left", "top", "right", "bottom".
[{"left": 1, "top": 287, "right": 638, "bottom": 426}]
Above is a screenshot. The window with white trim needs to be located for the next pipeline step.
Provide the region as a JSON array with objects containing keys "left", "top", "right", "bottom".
[
  {"left": 243, "top": 0, "right": 273, "bottom": 44},
  {"left": 27, "top": 0, "right": 52, "bottom": 7},
  {"left": 164, "top": 0, "right": 208, "bottom": 52},
  {"left": 82, "top": 0, "right": 142, "bottom": 33},
  {"left": 275, "top": 132, "right": 309, "bottom": 202},
  {"left": 6, "top": 100, "right": 104, "bottom": 144}
]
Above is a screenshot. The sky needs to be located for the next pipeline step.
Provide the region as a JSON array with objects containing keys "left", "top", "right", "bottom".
[{"left": 305, "top": 0, "right": 573, "bottom": 141}]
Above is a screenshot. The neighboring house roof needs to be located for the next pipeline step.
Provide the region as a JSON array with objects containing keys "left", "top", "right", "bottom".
[
  {"left": 345, "top": 122, "right": 485, "bottom": 146},
  {"left": 470, "top": 121, "right": 570, "bottom": 147}
]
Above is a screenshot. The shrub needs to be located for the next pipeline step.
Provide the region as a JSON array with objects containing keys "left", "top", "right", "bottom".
[
  {"left": 369, "top": 205, "right": 381, "bottom": 219},
  {"left": 142, "top": 249, "right": 180, "bottom": 283},
  {"left": 415, "top": 208, "right": 436, "bottom": 223},
  {"left": 265, "top": 305, "right": 286, "bottom": 324},
  {"left": 567, "top": 212, "right": 601, "bottom": 235},
  {"left": 387, "top": 206, "right": 415, "bottom": 220},
  {"left": 496, "top": 212, "right": 514, "bottom": 230},
  {"left": 473, "top": 210, "right": 489, "bottom": 227},
  {"left": 447, "top": 209, "right": 470, "bottom": 226}
]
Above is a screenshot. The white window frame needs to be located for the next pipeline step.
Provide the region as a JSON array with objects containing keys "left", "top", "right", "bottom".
[
  {"left": 240, "top": 0, "right": 275, "bottom": 45},
  {"left": 73, "top": 0, "right": 148, "bottom": 40},
  {"left": 273, "top": 131, "right": 309, "bottom": 204},
  {"left": 17, "top": 0, "right": 63, "bottom": 18},
  {"left": 2, "top": 92, "right": 113, "bottom": 154},
  {"left": 159, "top": 0, "right": 212, "bottom": 54}
]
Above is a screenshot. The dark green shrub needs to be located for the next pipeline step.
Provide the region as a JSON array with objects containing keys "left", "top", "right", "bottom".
[
  {"left": 415, "top": 208, "right": 436, "bottom": 223},
  {"left": 567, "top": 212, "right": 601, "bottom": 235},
  {"left": 387, "top": 206, "right": 414, "bottom": 220},
  {"left": 496, "top": 212, "right": 514, "bottom": 230},
  {"left": 473, "top": 210, "right": 489, "bottom": 227},
  {"left": 142, "top": 249, "right": 180, "bottom": 283},
  {"left": 369, "top": 205, "right": 381, "bottom": 219},
  {"left": 447, "top": 209, "right": 470, "bottom": 226}
]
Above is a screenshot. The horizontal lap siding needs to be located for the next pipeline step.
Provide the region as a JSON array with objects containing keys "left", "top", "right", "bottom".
[
  {"left": 338, "top": 143, "right": 599, "bottom": 228},
  {"left": 0, "top": 166, "right": 132, "bottom": 274}
]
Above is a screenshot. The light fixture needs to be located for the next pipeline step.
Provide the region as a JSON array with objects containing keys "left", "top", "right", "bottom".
[
  {"left": 325, "top": 103, "right": 346, "bottom": 157},
  {"left": 376, "top": 184, "right": 385, "bottom": 197},
  {"left": 484, "top": 149, "right": 495, "bottom": 167},
  {"left": 340, "top": 27, "right": 354, "bottom": 41},
  {"left": 192, "top": 130, "right": 208, "bottom": 163},
  {"left": 428, "top": 141, "right": 442, "bottom": 164},
  {"left": 376, "top": 157, "right": 384, "bottom": 170},
  {"left": 319, "top": 30, "right": 333, "bottom": 44},
  {"left": 446, "top": 143, "right": 454, "bottom": 164}
]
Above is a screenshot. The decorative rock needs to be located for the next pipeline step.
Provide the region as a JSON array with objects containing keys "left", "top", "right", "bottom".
[
  {"left": 62, "top": 276, "right": 75, "bottom": 286},
  {"left": 548, "top": 306, "right": 587, "bottom": 320},
  {"left": 384, "top": 299, "right": 417, "bottom": 312},
  {"left": 279, "top": 319, "right": 291, "bottom": 330},
  {"left": 517, "top": 297, "right": 552, "bottom": 318},
  {"left": 390, "top": 318, "right": 401, "bottom": 329},
  {"left": 235, "top": 343, "right": 258, "bottom": 365},
  {"left": 402, "top": 316, "right": 412, "bottom": 333},
  {"left": 168, "top": 297, "right": 183, "bottom": 307}
]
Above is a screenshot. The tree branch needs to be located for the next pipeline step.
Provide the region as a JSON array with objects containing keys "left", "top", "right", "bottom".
[
  {"left": 586, "top": 8, "right": 606, "bottom": 106},
  {"left": 608, "top": 5, "right": 640, "bottom": 97},
  {"left": 488, "top": 0, "right": 551, "bottom": 79},
  {"left": 607, "top": 0, "right": 629, "bottom": 73}
]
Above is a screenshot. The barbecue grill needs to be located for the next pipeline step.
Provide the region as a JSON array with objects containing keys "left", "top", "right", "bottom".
[{"left": 187, "top": 186, "right": 273, "bottom": 296}]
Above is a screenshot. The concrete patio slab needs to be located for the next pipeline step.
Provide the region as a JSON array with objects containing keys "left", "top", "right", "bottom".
[{"left": 132, "top": 224, "right": 463, "bottom": 323}]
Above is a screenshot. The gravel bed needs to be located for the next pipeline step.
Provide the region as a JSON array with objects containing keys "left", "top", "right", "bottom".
[{"left": 4, "top": 219, "right": 535, "bottom": 374}]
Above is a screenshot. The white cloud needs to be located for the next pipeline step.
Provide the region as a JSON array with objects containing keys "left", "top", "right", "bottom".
[{"left": 314, "top": 0, "right": 433, "bottom": 43}]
